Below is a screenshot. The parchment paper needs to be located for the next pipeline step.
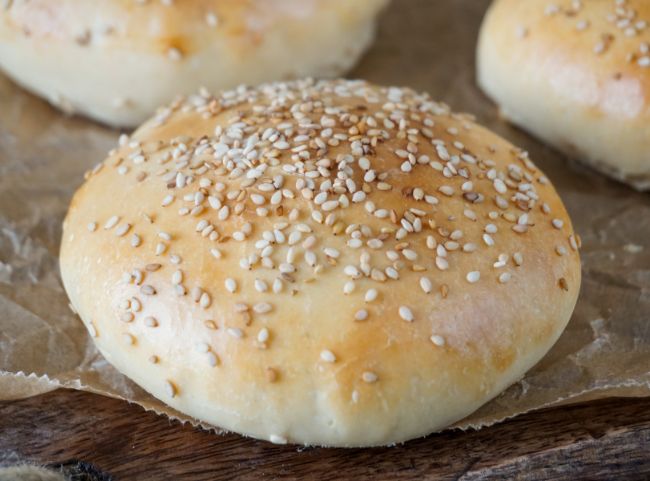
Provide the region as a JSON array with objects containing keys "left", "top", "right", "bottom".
[{"left": 1, "top": 0, "right": 649, "bottom": 431}]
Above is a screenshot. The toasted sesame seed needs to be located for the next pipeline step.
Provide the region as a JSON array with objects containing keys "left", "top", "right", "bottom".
[{"left": 266, "top": 367, "right": 278, "bottom": 382}]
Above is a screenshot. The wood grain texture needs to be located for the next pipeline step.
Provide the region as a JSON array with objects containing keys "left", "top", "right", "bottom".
[{"left": 1, "top": 390, "right": 650, "bottom": 480}]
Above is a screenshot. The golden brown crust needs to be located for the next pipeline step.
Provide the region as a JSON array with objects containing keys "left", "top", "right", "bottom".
[
  {"left": 60, "top": 79, "right": 581, "bottom": 446},
  {"left": 478, "top": 0, "right": 650, "bottom": 189}
]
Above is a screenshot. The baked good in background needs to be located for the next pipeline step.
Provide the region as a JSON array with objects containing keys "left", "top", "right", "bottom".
[
  {"left": 477, "top": 0, "right": 650, "bottom": 190},
  {"left": 0, "top": 0, "right": 387, "bottom": 127},
  {"left": 60, "top": 78, "right": 581, "bottom": 447}
]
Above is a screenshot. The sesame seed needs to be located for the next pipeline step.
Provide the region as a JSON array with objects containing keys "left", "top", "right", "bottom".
[
  {"left": 344, "top": 265, "right": 361, "bottom": 278},
  {"left": 225, "top": 278, "right": 237, "bottom": 293},
  {"left": 420, "top": 277, "right": 433, "bottom": 294},
  {"left": 104, "top": 215, "right": 119, "bottom": 230},
  {"left": 498, "top": 272, "right": 511, "bottom": 284},
  {"left": 430, "top": 335, "right": 446, "bottom": 347},
  {"left": 362, "top": 371, "right": 378, "bottom": 383},
  {"left": 122, "top": 333, "right": 135, "bottom": 345},
  {"left": 398, "top": 306, "right": 414, "bottom": 322},
  {"left": 320, "top": 350, "right": 336, "bottom": 363},
  {"left": 199, "top": 292, "right": 212, "bottom": 308},
  {"left": 364, "top": 288, "right": 378, "bottom": 303},
  {"left": 165, "top": 380, "right": 177, "bottom": 398},
  {"left": 86, "top": 321, "right": 98, "bottom": 338},
  {"left": 120, "top": 312, "right": 134, "bottom": 323},
  {"left": 494, "top": 179, "right": 507, "bottom": 194},
  {"left": 466, "top": 271, "right": 480, "bottom": 283},
  {"left": 552, "top": 219, "right": 564, "bottom": 229},
  {"left": 87, "top": 222, "right": 97, "bottom": 232},
  {"left": 227, "top": 327, "right": 244, "bottom": 339},
  {"left": 343, "top": 281, "right": 356, "bottom": 295},
  {"left": 355, "top": 309, "right": 369, "bottom": 321},
  {"left": 130, "top": 297, "right": 141, "bottom": 312},
  {"left": 130, "top": 234, "right": 141, "bottom": 247},
  {"left": 435, "top": 256, "right": 449, "bottom": 271},
  {"left": 207, "top": 352, "right": 219, "bottom": 367},
  {"left": 257, "top": 327, "right": 270, "bottom": 343},
  {"left": 269, "top": 434, "right": 287, "bottom": 445},
  {"left": 140, "top": 284, "right": 156, "bottom": 295},
  {"left": 254, "top": 278, "right": 268, "bottom": 293},
  {"left": 253, "top": 302, "right": 272, "bottom": 314},
  {"left": 155, "top": 242, "right": 167, "bottom": 256}
]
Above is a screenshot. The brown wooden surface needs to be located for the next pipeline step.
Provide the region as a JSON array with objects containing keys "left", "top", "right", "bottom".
[{"left": 1, "top": 389, "right": 649, "bottom": 480}]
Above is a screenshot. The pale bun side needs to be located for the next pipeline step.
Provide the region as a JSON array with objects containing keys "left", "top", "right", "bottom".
[
  {"left": 0, "top": 0, "right": 387, "bottom": 127},
  {"left": 60, "top": 79, "right": 581, "bottom": 447},
  {"left": 477, "top": 0, "right": 650, "bottom": 190}
]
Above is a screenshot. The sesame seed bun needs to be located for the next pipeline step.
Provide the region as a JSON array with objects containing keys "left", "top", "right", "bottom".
[
  {"left": 59, "top": 79, "right": 581, "bottom": 447},
  {"left": 477, "top": 0, "right": 650, "bottom": 190},
  {"left": 0, "top": 0, "right": 387, "bottom": 127}
]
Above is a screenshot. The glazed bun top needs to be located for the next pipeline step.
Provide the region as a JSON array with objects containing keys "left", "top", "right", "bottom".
[{"left": 60, "top": 79, "right": 581, "bottom": 447}]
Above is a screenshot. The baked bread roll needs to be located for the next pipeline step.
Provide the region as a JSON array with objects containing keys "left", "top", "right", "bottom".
[
  {"left": 60, "top": 79, "right": 581, "bottom": 447},
  {"left": 477, "top": 0, "right": 650, "bottom": 190},
  {"left": 0, "top": 0, "right": 387, "bottom": 128}
]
